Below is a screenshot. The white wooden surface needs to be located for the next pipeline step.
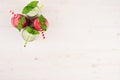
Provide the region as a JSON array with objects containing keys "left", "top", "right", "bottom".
[{"left": 0, "top": 0, "right": 120, "bottom": 80}]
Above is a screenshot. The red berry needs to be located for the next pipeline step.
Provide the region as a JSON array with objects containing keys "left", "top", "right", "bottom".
[
  {"left": 34, "top": 18, "right": 41, "bottom": 31},
  {"left": 34, "top": 18, "right": 48, "bottom": 31},
  {"left": 11, "top": 14, "right": 29, "bottom": 28},
  {"left": 34, "top": 17, "right": 48, "bottom": 39}
]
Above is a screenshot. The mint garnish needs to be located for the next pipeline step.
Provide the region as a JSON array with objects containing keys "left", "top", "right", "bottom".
[
  {"left": 39, "top": 15, "right": 46, "bottom": 22},
  {"left": 18, "top": 16, "right": 25, "bottom": 31},
  {"left": 41, "top": 24, "right": 47, "bottom": 31},
  {"left": 39, "top": 15, "right": 47, "bottom": 31},
  {"left": 26, "top": 26, "right": 39, "bottom": 35},
  {"left": 22, "top": 1, "right": 39, "bottom": 14}
]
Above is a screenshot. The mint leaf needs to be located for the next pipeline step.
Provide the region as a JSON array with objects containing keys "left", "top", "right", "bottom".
[
  {"left": 18, "top": 16, "right": 25, "bottom": 31},
  {"left": 26, "top": 26, "right": 40, "bottom": 35},
  {"left": 26, "top": 26, "right": 33, "bottom": 33},
  {"left": 22, "top": 6, "right": 33, "bottom": 14},
  {"left": 39, "top": 15, "right": 46, "bottom": 22},
  {"left": 22, "top": 1, "right": 39, "bottom": 14},
  {"left": 33, "top": 29, "right": 40, "bottom": 35},
  {"left": 39, "top": 15, "right": 47, "bottom": 31},
  {"left": 28, "top": 1, "right": 39, "bottom": 8},
  {"left": 41, "top": 24, "right": 47, "bottom": 31}
]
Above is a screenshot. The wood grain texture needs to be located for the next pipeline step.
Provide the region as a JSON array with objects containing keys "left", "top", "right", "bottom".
[{"left": 0, "top": 0, "right": 120, "bottom": 80}]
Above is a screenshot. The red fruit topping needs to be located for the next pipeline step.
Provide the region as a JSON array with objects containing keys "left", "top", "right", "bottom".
[
  {"left": 11, "top": 14, "right": 29, "bottom": 28},
  {"left": 34, "top": 18, "right": 48, "bottom": 31},
  {"left": 34, "top": 18, "right": 48, "bottom": 39},
  {"left": 34, "top": 18, "right": 41, "bottom": 31}
]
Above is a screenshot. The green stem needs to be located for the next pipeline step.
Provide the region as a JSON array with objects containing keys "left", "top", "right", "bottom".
[{"left": 24, "top": 35, "right": 30, "bottom": 47}]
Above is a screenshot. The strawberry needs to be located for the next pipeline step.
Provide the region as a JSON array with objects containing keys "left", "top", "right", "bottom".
[
  {"left": 11, "top": 14, "right": 29, "bottom": 31},
  {"left": 33, "top": 18, "right": 41, "bottom": 31},
  {"left": 33, "top": 15, "right": 48, "bottom": 31}
]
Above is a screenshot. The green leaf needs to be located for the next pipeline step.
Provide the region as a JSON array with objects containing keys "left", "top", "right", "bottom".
[
  {"left": 33, "top": 29, "right": 40, "bottom": 35},
  {"left": 22, "top": 1, "right": 39, "bottom": 14},
  {"left": 39, "top": 15, "right": 47, "bottom": 31},
  {"left": 26, "top": 26, "right": 40, "bottom": 35},
  {"left": 18, "top": 16, "right": 25, "bottom": 31},
  {"left": 39, "top": 15, "right": 46, "bottom": 22},
  {"left": 41, "top": 24, "right": 47, "bottom": 31},
  {"left": 26, "top": 26, "right": 33, "bottom": 33}
]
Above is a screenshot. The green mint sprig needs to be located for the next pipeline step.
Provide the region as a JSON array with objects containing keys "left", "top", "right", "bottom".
[
  {"left": 18, "top": 16, "right": 25, "bottom": 31},
  {"left": 22, "top": 1, "right": 39, "bottom": 14},
  {"left": 26, "top": 26, "right": 40, "bottom": 35},
  {"left": 39, "top": 15, "right": 47, "bottom": 31}
]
